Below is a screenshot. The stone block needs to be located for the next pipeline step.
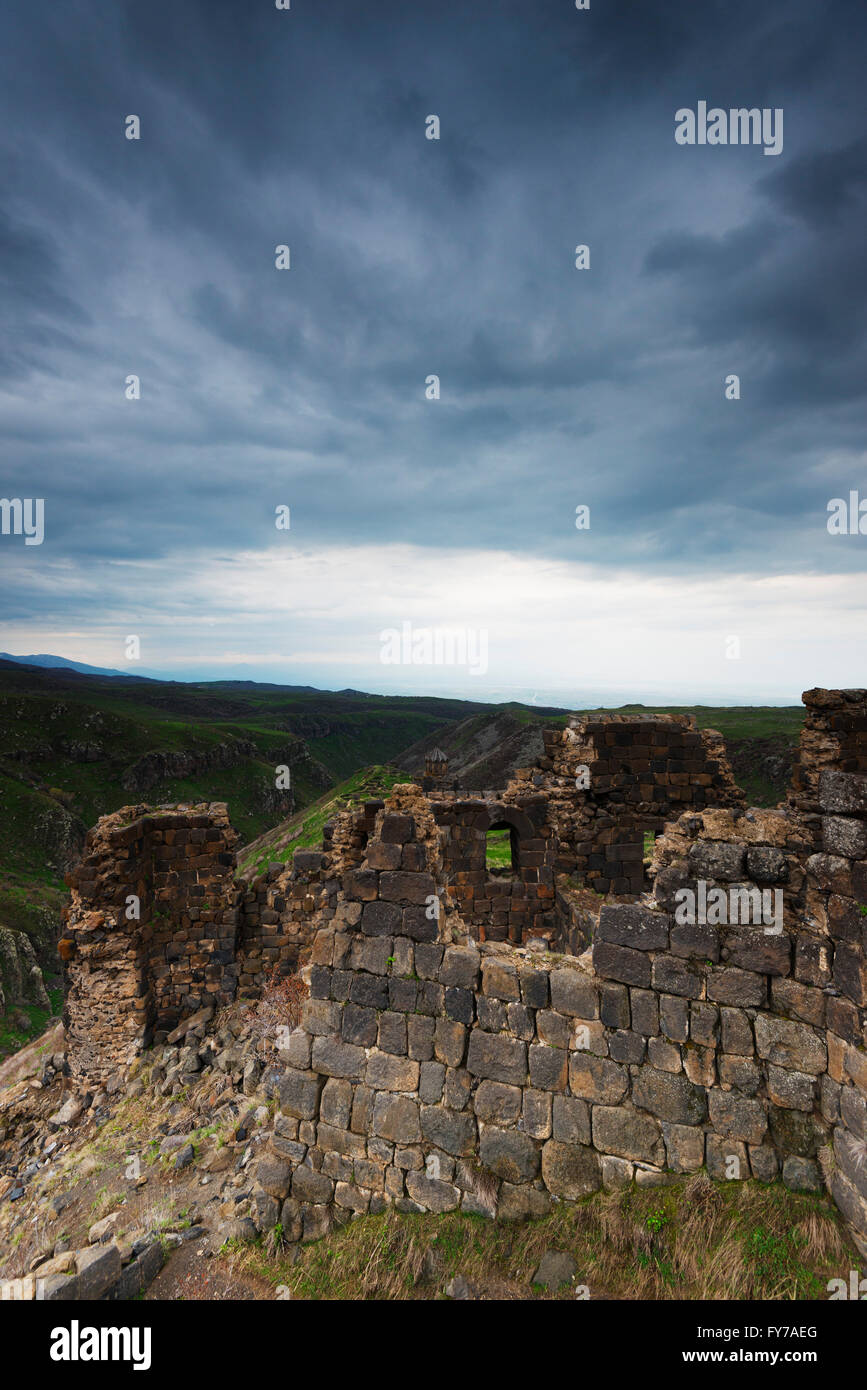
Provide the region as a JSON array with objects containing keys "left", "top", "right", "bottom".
[
  {"left": 592, "top": 1105, "right": 664, "bottom": 1164},
  {"left": 708, "top": 1090, "right": 767, "bottom": 1144},
  {"left": 549, "top": 967, "right": 599, "bottom": 1017},
  {"left": 420, "top": 1105, "right": 478, "bottom": 1156},
  {"left": 481, "top": 958, "right": 520, "bottom": 1001},
  {"left": 568, "top": 1053, "right": 628, "bottom": 1105},
  {"left": 707, "top": 968, "right": 765, "bottom": 1007},
  {"left": 372, "top": 1093, "right": 421, "bottom": 1144},
  {"left": 633, "top": 1068, "right": 707, "bottom": 1125},
  {"left": 551, "top": 1094, "right": 591, "bottom": 1145},
  {"left": 754, "top": 1015, "right": 827, "bottom": 1074},
  {"left": 592, "top": 941, "right": 651, "bottom": 988},
  {"left": 466, "top": 1031, "right": 527, "bottom": 1085},
  {"left": 292, "top": 1165, "right": 334, "bottom": 1205},
  {"left": 278, "top": 1069, "right": 325, "bottom": 1121},
  {"left": 528, "top": 1044, "right": 569, "bottom": 1092},
  {"left": 434, "top": 1019, "right": 467, "bottom": 1068},
  {"left": 651, "top": 956, "right": 703, "bottom": 999},
  {"left": 688, "top": 840, "right": 746, "bottom": 880},
  {"left": 596, "top": 905, "right": 670, "bottom": 951},
  {"left": 365, "top": 1051, "right": 419, "bottom": 1093},
  {"left": 473, "top": 1080, "right": 522, "bottom": 1125},
  {"left": 540, "top": 1140, "right": 602, "bottom": 1198},
  {"left": 479, "top": 1125, "right": 540, "bottom": 1183},
  {"left": 405, "top": 1171, "right": 461, "bottom": 1212},
  {"left": 320, "top": 1077, "right": 353, "bottom": 1130},
  {"left": 440, "top": 945, "right": 482, "bottom": 990},
  {"left": 766, "top": 1065, "right": 816, "bottom": 1112}
]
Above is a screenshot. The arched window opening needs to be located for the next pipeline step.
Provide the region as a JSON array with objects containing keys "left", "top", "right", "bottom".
[{"left": 486, "top": 822, "right": 519, "bottom": 874}]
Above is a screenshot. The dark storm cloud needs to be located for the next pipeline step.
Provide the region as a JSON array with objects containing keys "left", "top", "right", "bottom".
[{"left": 1, "top": 0, "right": 866, "bottom": 599}]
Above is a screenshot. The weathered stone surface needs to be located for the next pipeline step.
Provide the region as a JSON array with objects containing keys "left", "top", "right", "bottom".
[
  {"left": 688, "top": 840, "right": 746, "bottom": 880},
  {"left": 592, "top": 941, "right": 651, "bottom": 988},
  {"left": 552, "top": 1094, "right": 591, "bottom": 1146},
  {"left": 708, "top": 1090, "right": 768, "bottom": 1144},
  {"left": 596, "top": 905, "right": 670, "bottom": 952},
  {"left": 568, "top": 1053, "right": 628, "bottom": 1105},
  {"left": 358, "top": 900, "right": 402, "bottom": 934},
  {"left": 707, "top": 967, "right": 765, "bottom": 1007},
  {"left": 549, "top": 967, "right": 599, "bottom": 1017},
  {"left": 278, "top": 1069, "right": 325, "bottom": 1121},
  {"left": 768, "top": 1105, "right": 827, "bottom": 1157},
  {"left": 473, "top": 1080, "right": 522, "bottom": 1125},
  {"left": 748, "top": 1145, "right": 779, "bottom": 1183},
  {"left": 592, "top": 1106, "right": 664, "bottom": 1164},
  {"left": 256, "top": 1156, "right": 293, "bottom": 1200},
  {"left": 292, "top": 1164, "right": 335, "bottom": 1204},
  {"left": 528, "top": 1044, "right": 569, "bottom": 1093},
  {"left": 822, "top": 815, "right": 867, "bottom": 858},
  {"left": 754, "top": 1015, "right": 827, "bottom": 1075},
  {"left": 629, "top": 989, "right": 659, "bottom": 1035},
  {"left": 746, "top": 847, "right": 789, "bottom": 883},
  {"left": 320, "top": 1077, "right": 353, "bottom": 1130},
  {"left": 782, "top": 1156, "right": 823, "bottom": 1193},
  {"left": 372, "top": 1093, "right": 421, "bottom": 1144},
  {"left": 766, "top": 1065, "right": 816, "bottom": 1113},
  {"left": 466, "top": 1031, "right": 527, "bottom": 1086},
  {"left": 479, "top": 1126, "right": 540, "bottom": 1183},
  {"left": 420, "top": 1105, "right": 477, "bottom": 1156},
  {"left": 434, "top": 1019, "right": 467, "bottom": 1068},
  {"left": 481, "top": 958, "right": 520, "bottom": 1000},
  {"left": 311, "top": 1036, "right": 367, "bottom": 1081},
  {"left": 723, "top": 929, "right": 791, "bottom": 977},
  {"left": 706, "top": 1134, "right": 748, "bottom": 1181},
  {"left": 405, "top": 1171, "right": 461, "bottom": 1212},
  {"left": 651, "top": 956, "right": 703, "bottom": 999},
  {"left": 670, "top": 921, "right": 720, "bottom": 962},
  {"left": 497, "top": 1182, "right": 552, "bottom": 1222},
  {"left": 365, "top": 1051, "right": 420, "bottom": 1093},
  {"left": 818, "top": 769, "right": 867, "bottom": 815},
  {"left": 532, "top": 1250, "right": 577, "bottom": 1291},
  {"left": 380, "top": 871, "right": 436, "bottom": 905},
  {"left": 75, "top": 1244, "right": 122, "bottom": 1300},
  {"left": 662, "top": 1122, "right": 705, "bottom": 1172},
  {"left": 540, "top": 1140, "right": 601, "bottom": 1198},
  {"left": 633, "top": 1069, "right": 707, "bottom": 1125},
  {"left": 440, "top": 946, "right": 481, "bottom": 990}
]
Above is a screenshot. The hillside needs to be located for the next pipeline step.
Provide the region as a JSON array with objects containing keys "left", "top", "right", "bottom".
[
  {"left": 0, "top": 659, "right": 803, "bottom": 1051},
  {"left": 396, "top": 703, "right": 802, "bottom": 807},
  {"left": 0, "top": 662, "right": 548, "bottom": 973}
]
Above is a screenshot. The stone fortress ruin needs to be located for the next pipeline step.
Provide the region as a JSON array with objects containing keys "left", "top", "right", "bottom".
[{"left": 59, "top": 689, "right": 867, "bottom": 1253}]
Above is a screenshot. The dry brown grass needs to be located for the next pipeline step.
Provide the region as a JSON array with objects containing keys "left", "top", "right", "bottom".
[
  {"left": 248, "top": 969, "right": 306, "bottom": 1060},
  {"left": 224, "top": 1175, "right": 860, "bottom": 1302}
]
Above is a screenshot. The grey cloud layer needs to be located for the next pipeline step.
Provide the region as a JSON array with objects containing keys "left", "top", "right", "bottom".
[{"left": 1, "top": 0, "right": 866, "bottom": 592}]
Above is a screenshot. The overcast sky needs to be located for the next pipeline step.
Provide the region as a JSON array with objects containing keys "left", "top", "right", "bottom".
[{"left": 1, "top": 0, "right": 865, "bottom": 705}]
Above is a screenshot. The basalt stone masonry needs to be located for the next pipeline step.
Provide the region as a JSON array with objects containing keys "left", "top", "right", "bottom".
[
  {"left": 61, "top": 803, "right": 240, "bottom": 1086},
  {"left": 60, "top": 692, "right": 867, "bottom": 1254}
]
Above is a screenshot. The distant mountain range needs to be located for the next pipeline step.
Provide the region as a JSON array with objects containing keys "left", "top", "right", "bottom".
[{"left": 0, "top": 653, "right": 139, "bottom": 679}]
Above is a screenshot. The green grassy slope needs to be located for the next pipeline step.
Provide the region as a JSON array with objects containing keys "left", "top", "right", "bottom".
[{"left": 0, "top": 659, "right": 805, "bottom": 974}]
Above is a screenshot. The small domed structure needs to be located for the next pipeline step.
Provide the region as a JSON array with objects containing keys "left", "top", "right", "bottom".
[{"left": 424, "top": 747, "right": 449, "bottom": 779}]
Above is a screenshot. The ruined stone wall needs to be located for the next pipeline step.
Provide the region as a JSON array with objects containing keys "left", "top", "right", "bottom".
[
  {"left": 62, "top": 803, "right": 239, "bottom": 1084},
  {"left": 431, "top": 794, "right": 557, "bottom": 945},
  {"left": 790, "top": 687, "right": 867, "bottom": 818},
  {"left": 540, "top": 713, "right": 745, "bottom": 894},
  {"left": 251, "top": 762, "right": 867, "bottom": 1256},
  {"left": 236, "top": 800, "right": 381, "bottom": 994},
  {"left": 60, "top": 690, "right": 867, "bottom": 1257}
]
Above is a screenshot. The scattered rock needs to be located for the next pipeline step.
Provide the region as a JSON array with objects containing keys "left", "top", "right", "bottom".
[{"left": 532, "top": 1250, "right": 577, "bottom": 1291}]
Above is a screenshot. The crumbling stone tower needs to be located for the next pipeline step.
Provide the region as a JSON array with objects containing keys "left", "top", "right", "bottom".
[{"left": 61, "top": 803, "right": 239, "bottom": 1085}]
